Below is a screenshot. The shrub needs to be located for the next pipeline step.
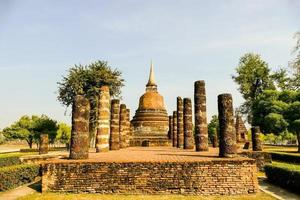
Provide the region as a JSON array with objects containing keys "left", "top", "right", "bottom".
[
  {"left": 265, "top": 162, "right": 300, "bottom": 194},
  {"left": 270, "top": 152, "right": 300, "bottom": 164},
  {"left": 0, "top": 164, "right": 40, "bottom": 191},
  {"left": 0, "top": 153, "right": 21, "bottom": 167}
]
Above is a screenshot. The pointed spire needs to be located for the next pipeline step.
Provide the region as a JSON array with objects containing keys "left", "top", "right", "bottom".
[{"left": 147, "top": 61, "right": 156, "bottom": 86}]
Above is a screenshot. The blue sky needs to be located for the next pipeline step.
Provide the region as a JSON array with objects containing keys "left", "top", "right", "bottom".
[{"left": 0, "top": 0, "right": 299, "bottom": 129}]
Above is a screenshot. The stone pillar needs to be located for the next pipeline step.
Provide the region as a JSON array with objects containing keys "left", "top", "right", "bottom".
[
  {"left": 212, "top": 130, "right": 218, "bottom": 148},
  {"left": 110, "top": 99, "right": 120, "bottom": 150},
  {"left": 194, "top": 80, "right": 208, "bottom": 151},
  {"left": 96, "top": 86, "right": 110, "bottom": 153},
  {"left": 39, "top": 134, "right": 49, "bottom": 155},
  {"left": 125, "top": 109, "right": 131, "bottom": 147},
  {"left": 70, "top": 95, "right": 90, "bottom": 159},
  {"left": 119, "top": 104, "right": 127, "bottom": 149},
  {"left": 251, "top": 126, "right": 263, "bottom": 151},
  {"left": 169, "top": 116, "right": 173, "bottom": 140},
  {"left": 172, "top": 111, "right": 177, "bottom": 147},
  {"left": 218, "top": 94, "right": 237, "bottom": 158},
  {"left": 183, "top": 98, "right": 194, "bottom": 149},
  {"left": 177, "top": 97, "right": 184, "bottom": 148}
]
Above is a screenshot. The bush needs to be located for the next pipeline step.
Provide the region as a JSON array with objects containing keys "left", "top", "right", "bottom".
[
  {"left": 0, "top": 164, "right": 40, "bottom": 191},
  {"left": 271, "top": 152, "right": 300, "bottom": 164},
  {"left": 0, "top": 153, "right": 21, "bottom": 167},
  {"left": 265, "top": 163, "right": 300, "bottom": 194}
]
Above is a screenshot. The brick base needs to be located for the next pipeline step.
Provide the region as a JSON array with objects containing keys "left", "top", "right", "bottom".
[{"left": 41, "top": 159, "right": 258, "bottom": 195}]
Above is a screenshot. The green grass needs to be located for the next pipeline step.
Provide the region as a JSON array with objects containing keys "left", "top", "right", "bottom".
[
  {"left": 18, "top": 192, "right": 277, "bottom": 200},
  {"left": 263, "top": 145, "right": 299, "bottom": 156},
  {"left": 271, "top": 161, "right": 300, "bottom": 171},
  {"left": 0, "top": 152, "right": 37, "bottom": 158}
]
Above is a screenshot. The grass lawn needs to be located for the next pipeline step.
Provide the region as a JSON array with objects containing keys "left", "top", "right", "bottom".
[
  {"left": 263, "top": 145, "right": 299, "bottom": 156},
  {"left": 18, "top": 192, "right": 277, "bottom": 200},
  {"left": 0, "top": 152, "right": 37, "bottom": 158},
  {"left": 271, "top": 161, "right": 300, "bottom": 171}
]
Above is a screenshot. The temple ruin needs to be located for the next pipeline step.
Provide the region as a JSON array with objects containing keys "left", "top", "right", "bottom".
[{"left": 130, "top": 63, "right": 169, "bottom": 147}]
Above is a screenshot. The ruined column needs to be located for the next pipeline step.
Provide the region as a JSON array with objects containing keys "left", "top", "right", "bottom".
[
  {"left": 218, "top": 94, "right": 237, "bottom": 158},
  {"left": 96, "top": 86, "right": 110, "bottom": 152},
  {"left": 194, "top": 80, "right": 208, "bottom": 151},
  {"left": 110, "top": 99, "right": 120, "bottom": 150},
  {"left": 184, "top": 98, "right": 194, "bottom": 149},
  {"left": 172, "top": 111, "right": 177, "bottom": 147},
  {"left": 119, "top": 104, "right": 127, "bottom": 149},
  {"left": 251, "top": 126, "right": 263, "bottom": 151},
  {"left": 125, "top": 108, "right": 131, "bottom": 147},
  {"left": 177, "top": 97, "right": 184, "bottom": 148},
  {"left": 212, "top": 130, "right": 218, "bottom": 148},
  {"left": 70, "top": 95, "right": 90, "bottom": 159},
  {"left": 169, "top": 116, "right": 173, "bottom": 140},
  {"left": 39, "top": 134, "right": 49, "bottom": 155}
]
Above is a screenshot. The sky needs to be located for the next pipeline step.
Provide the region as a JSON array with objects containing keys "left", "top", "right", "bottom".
[{"left": 0, "top": 0, "right": 299, "bottom": 129}]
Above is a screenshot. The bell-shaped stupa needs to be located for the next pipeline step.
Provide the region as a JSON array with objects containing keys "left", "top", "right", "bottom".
[{"left": 130, "top": 63, "right": 170, "bottom": 146}]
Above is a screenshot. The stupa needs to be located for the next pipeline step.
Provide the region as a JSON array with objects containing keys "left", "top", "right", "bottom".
[{"left": 130, "top": 63, "right": 170, "bottom": 146}]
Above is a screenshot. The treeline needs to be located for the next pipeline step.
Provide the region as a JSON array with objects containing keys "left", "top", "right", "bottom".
[
  {"left": 1, "top": 115, "right": 70, "bottom": 148},
  {"left": 208, "top": 32, "right": 300, "bottom": 152}
]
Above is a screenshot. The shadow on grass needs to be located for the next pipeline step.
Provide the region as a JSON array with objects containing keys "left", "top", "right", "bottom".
[{"left": 28, "top": 180, "right": 42, "bottom": 193}]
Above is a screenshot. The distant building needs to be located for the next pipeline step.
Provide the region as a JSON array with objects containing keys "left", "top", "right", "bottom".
[{"left": 235, "top": 115, "right": 248, "bottom": 142}]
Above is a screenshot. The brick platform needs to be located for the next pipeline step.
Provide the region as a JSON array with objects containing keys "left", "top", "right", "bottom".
[{"left": 41, "top": 147, "right": 258, "bottom": 195}]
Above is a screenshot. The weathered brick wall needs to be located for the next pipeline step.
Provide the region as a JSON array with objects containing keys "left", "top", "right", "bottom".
[
  {"left": 240, "top": 151, "right": 272, "bottom": 171},
  {"left": 41, "top": 159, "right": 258, "bottom": 195}
]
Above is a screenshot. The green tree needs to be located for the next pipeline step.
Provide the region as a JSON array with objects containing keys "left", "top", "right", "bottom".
[
  {"left": 56, "top": 123, "right": 71, "bottom": 148},
  {"left": 232, "top": 53, "right": 274, "bottom": 124},
  {"left": 33, "top": 115, "right": 58, "bottom": 145},
  {"left": 57, "top": 60, "right": 124, "bottom": 146},
  {"left": 208, "top": 115, "right": 219, "bottom": 143},
  {"left": 252, "top": 90, "right": 300, "bottom": 152},
  {"left": 285, "top": 101, "right": 300, "bottom": 152},
  {"left": 3, "top": 115, "right": 58, "bottom": 148}
]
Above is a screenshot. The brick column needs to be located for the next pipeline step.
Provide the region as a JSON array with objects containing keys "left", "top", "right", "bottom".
[
  {"left": 96, "top": 86, "right": 110, "bottom": 152},
  {"left": 212, "top": 130, "right": 218, "bottom": 148},
  {"left": 177, "top": 97, "right": 184, "bottom": 148},
  {"left": 39, "top": 134, "right": 49, "bottom": 155},
  {"left": 172, "top": 111, "right": 177, "bottom": 147},
  {"left": 125, "top": 109, "right": 131, "bottom": 147},
  {"left": 70, "top": 95, "right": 90, "bottom": 159},
  {"left": 119, "top": 104, "right": 127, "bottom": 149},
  {"left": 251, "top": 126, "right": 263, "bottom": 151},
  {"left": 183, "top": 98, "right": 194, "bottom": 149},
  {"left": 194, "top": 80, "right": 208, "bottom": 151},
  {"left": 110, "top": 99, "right": 120, "bottom": 150},
  {"left": 169, "top": 116, "right": 173, "bottom": 141},
  {"left": 218, "top": 94, "right": 237, "bottom": 158}
]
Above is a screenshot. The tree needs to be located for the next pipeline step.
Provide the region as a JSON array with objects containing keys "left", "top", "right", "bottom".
[
  {"left": 3, "top": 115, "right": 58, "bottom": 148},
  {"left": 232, "top": 53, "right": 275, "bottom": 124},
  {"left": 33, "top": 115, "right": 58, "bottom": 145},
  {"left": 208, "top": 115, "right": 219, "bottom": 143},
  {"left": 285, "top": 101, "right": 300, "bottom": 152},
  {"left": 252, "top": 90, "right": 300, "bottom": 152},
  {"left": 57, "top": 60, "right": 124, "bottom": 146},
  {"left": 56, "top": 123, "right": 71, "bottom": 148}
]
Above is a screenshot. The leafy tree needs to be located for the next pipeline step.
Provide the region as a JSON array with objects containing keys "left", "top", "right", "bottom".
[
  {"left": 57, "top": 60, "right": 124, "bottom": 146},
  {"left": 232, "top": 53, "right": 275, "bottom": 124},
  {"left": 3, "top": 115, "right": 58, "bottom": 148},
  {"left": 252, "top": 90, "right": 300, "bottom": 152},
  {"left": 208, "top": 115, "right": 219, "bottom": 143},
  {"left": 285, "top": 101, "right": 300, "bottom": 152},
  {"left": 33, "top": 115, "right": 58, "bottom": 145},
  {"left": 56, "top": 123, "right": 71, "bottom": 148}
]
